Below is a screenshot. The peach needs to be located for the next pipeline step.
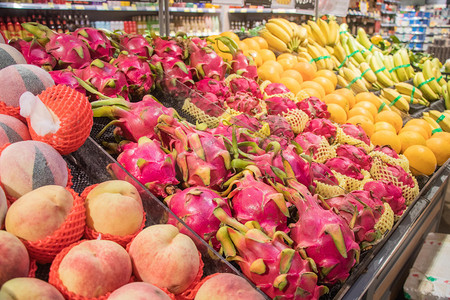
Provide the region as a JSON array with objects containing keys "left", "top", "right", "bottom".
[
  {"left": 85, "top": 180, "right": 143, "bottom": 236},
  {"left": 108, "top": 282, "right": 171, "bottom": 300},
  {"left": 5, "top": 185, "right": 73, "bottom": 242},
  {"left": 0, "top": 277, "right": 64, "bottom": 300},
  {"left": 0, "top": 230, "right": 29, "bottom": 286},
  {"left": 194, "top": 273, "right": 265, "bottom": 300},
  {"left": 58, "top": 239, "right": 132, "bottom": 298},
  {"left": 128, "top": 224, "right": 199, "bottom": 294},
  {"left": 0, "top": 186, "right": 6, "bottom": 227}
]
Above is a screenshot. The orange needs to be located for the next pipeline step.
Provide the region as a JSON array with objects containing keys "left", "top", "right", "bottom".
[
  {"left": 296, "top": 90, "right": 310, "bottom": 101},
  {"left": 347, "top": 107, "right": 375, "bottom": 122},
  {"left": 315, "top": 69, "right": 337, "bottom": 87},
  {"left": 374, "top": 121, "right": 397, "bottom": 133},
  {"left": 281, "top": 69, "right": 303, "bottom": 85},
  {"left": 355, "top": 92, "right": 383, "bottom": 109},
  {"left": 297, "top": 57, "right": 309, "bottom": 63},
  {"left": 403, "top": 145, "right": 437, "bottom": 176},
  {"left": 429, "top": 131, "right": 450, "bottom": 144},
  {"left": 375, "top": 111, "right": 403, "bottom": 133},
  {"left": 257, "top": 49, "right": 276, "bottom": 64},
  {"left": 398, "top": 131, "right": 426, "bottom": 153},
  {"left": 333, "top": 88, "right": 356, "bottom": 109},
  {"left": 277, "top": 53, "right": 297, "bottom": 63},
  {"left": 298, "top": 81, "right": 325, "bottom": 99},
  {"left": 257, "top": 64, "right": 281, "bottom": 83},
  {"left": 251, "top": 36, "right": 268, "bottom": 50},
  {"left": 353, "top": 101, "right": 378, "bottom": 119},
  {"left": 209, "top": 37, "right": 233, "bottom": 61},
  {"left": 346, "top": 115, "right": 375, "bottom": 137},
  {"left": 242, "top": 38, "right": 260, "bottom": 51},
  {"left": 262, "top": 61, "right": 283, "bottom": 75},
  {"left": 404, "top": 118, "right": 432, "bottom": 139},
  {"left": 279, "top": 77, "right": 301, "bottom": 95},
  {"left": 301, "top": 88, "right": 322, "bottom": 99},
  {"left": 247, "top": 50, "right": 263, "bottom": 67},
  {"left": 238, "top": 41, "right": 250, "bottom": 53},
  {"left": 399, "top": 125, "right": 430, "bottom": 141},
  {"left": 312, "top": 76, "right": 335, "bottom": 95},
  {"left": 327, "top": 103, "right": 347, "bottom": 124},
  {"left": 426, "top": 137, "right": 450, "bottom": 166},
  {"left": 292, "top": 62, "right": 316, "bottom": 82},
  {"left": 219, "top": 31, "right": 240, "bottom": 43},
  {"left": 278, "top": 59, "right": 296, "bottom": 71},
  {"left": 370, "top": 130, "right": 402, "bottom": 154},
  {"left": 322, "top": 93, "right": 349, "bottom": 113}
]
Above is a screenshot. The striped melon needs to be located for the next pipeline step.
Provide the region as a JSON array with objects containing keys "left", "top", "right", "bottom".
[
  {"left": 0, "top": 44, "right": 26, "bottom": 70},
  {"left": 0, "top": 64, "right": 54, "bottom": 108},
  {"left": 0, "top": 140, "right": 68, "bottom": 199},
  {"left": 0, "top": 114, "right": 31, "bottom": 147}
]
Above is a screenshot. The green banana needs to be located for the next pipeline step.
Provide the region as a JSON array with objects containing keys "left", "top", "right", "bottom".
[
  {"left": 384, "top": 55, "right": 399, "bottom": 83},
  {"left": 369, "top": 55, "right": 394, "bottom": 88},
  {"left": 414, "top": 72, "right": 440, "bottom": 101},
  {"left": 347, "top": 36, "right": 365, "bottom": 64},
  {"left": 359, "top": 62, "right": 377, "bottom": 83},
  {"left": 423, "top": 60, "right": 442, "bottom": 95}
]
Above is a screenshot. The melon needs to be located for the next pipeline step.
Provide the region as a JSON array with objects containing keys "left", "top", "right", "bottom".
[
  {"left": 0, "top": 114, "right": 31, "bottom": 147},
  {"left": 0, "top": 64, "right": 54, "bottom": 108},
  {"left": 0, "top": 140, "right": 68, "bottom": 199},
  {"left": 0, "top": 44, "right": 26, "bottom": 70}
]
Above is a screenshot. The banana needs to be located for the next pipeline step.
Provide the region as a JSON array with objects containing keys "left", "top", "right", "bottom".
[
  {"left": 341, "top": 37, "right": 358, "bottom": 66},
  {"left": 359, "top": 62, "right": 377, "bottom": 83},
  {"left": 423, "top": 112, "right": 444, "bottom": 134},
  {"left": 265, "top": 22, "right": 291, "bottom": 44},
  {"left": 302, "top": 24, "right": 313, "bottom": 40},
  {"left": 399, "top": 48, "right": 414, "bottom": 79},
  {"left": 379, "top": 95, "right": 402, "bottom": 116},
  {"left": 356, "top": 27, "right": 380, "bottom": 53},
  {"left": 347, "top": 36, "right": 365, "bottom": 64},
  {"left": 395, "top": 82, "right": 424, "bottom": 104},
  {"left": 427, "top": 110, "right": 450, "bottom": 132},
  {"left": 342, "top": 67, "right": 368, "bottom": 94},
  {"left": 374, "top": 51, "right": 392, "bottom": 80},
  {"left": 328, "top": 20, "right": 339, "bottom": 47},
  {"left": 269, "top": 18, "right": 293, "bottom": 37},
  {"left": 259, "top": 29, "right": 289, "bottom": 53},
  {"left": 384, "top": 55, "right": 399, "bottom": 83},
  {"left": 423, "top": 60, "right": 442, "bottom": 95},
  {"left": 393, "top": 52, "right": 408, "bottom": 82},
  {"left": 361, "top": 77, "right": 372, "bottom": 90},
  {"left": 337, "top": 74, "right": 350, "bottom": 88},
  {"left": 308, "top": 20, "right": 327, "bottom": 47},
  {"left": 319, "top": 45, "right": 333, "bottom": 70},
  {"left": 443, "top": 83, "right": 450, "bottom": 110},
  {"left": 297, "top": 26, "right": 308, "bottom": 41},
  {"left": 331, "top": 55, "right": 340, "bottom": 69},
  {"left": 413, "top": 72, "right": 440, "bottom": 101},
  {"left": 307, "top": 44, "right": 326, "bottom": 70},
  {"left": 369, "top": 55, "right": 394, "bottom": 88},
  {"left": 381, "top": 88, "right": 410, "bottom": 112},
  {"left": 431, "top": 58, "right": 445, "bottom": 87},
  {"left": 317, "top": 18, "right": 331, "bottom": 45},
  {"left": 333, "top": 43, "right": 347, "bottom": 64}
]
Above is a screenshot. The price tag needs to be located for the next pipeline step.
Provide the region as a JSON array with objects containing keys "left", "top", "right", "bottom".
[
  {"left": 102, "top": 3, "right": 108, "bottom": 10},
  {"left": 65, "top": 2, "right": 72, "bottom": 8},
  {"left": 295, "top": 0, "right": 314, "bottom": 10},
  {"left": 229, "top": 8, "right": 236, "bottom": 13},
  {"left": 184, "top": 8, "right": 190, "bottom": 12},
  {"left": 256, "top": 8, "right": 263, "bottom": 13},
  {"left": 113, "top": 6, "right": 121, "bottom": 10},
  {"left": 130, "top": 4, "right": 137, "bottom": 10},
  {"left": 197, "top": 8, "right": 203, "bottom": 12},
  {"left": 240, "top": 8, "right": 247, "bottom": 13},
  {"left": 48, "top": 2, "right": 54, "bottom": 8},
  {"left": 277, "top": 9, "right": 286, "bottom": 13},
  {"left": 74, "top": 5, "right": 84, "bottom": 10}
]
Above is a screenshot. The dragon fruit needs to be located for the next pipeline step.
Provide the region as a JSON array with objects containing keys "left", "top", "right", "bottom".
[
  {"left": 156, "top": 114, "right": 231, "bottom": 189},
  {"left": 195, "top": 78, "right": 230, "bottom": 99},
  {"left": 190, "top": 92, "right": 225, "bottom": 117},
  {"left": 371, "top": 145, "right": 399, "bottom": 159},
  {"left": 151, "top": 55, "right": 194, "bottom": 98},
  {"left": 335, "top": 144, "right": 372, "bottom": 171},
  {"left": 48, "top": 69, "right": 83, "bottom": 93},
  {"left": 91, "top": 95, "right": 177, "bottom": 142},
  {"left": 259, "top": 115, "right": 295, "bottom": 140},
  {"left": 325, "top": 157, "right": 364, "bottom": 180},
  {"left": 73, "top": 27, "right": 115, "bottom": 60},
  {"left": 311, "top": 162, "right": 339, "bottom": 185},
  {"left": 110, "top": 137, "right": 179, "bottom": 198},
  {"left": 153, "top": 36, "right": 184, "bottom": 60},
  {"left": 303, "top": 118, "right": 337, "bottom": 144},
  {"left": 9, "top": 38, "right": 56, "bottom": 71},
  {"left": 273, "top": 173, "right": 360, "bottom": 284},
  {"left": 119, "top": 34, "right": 153, "bottom": 58},
  {"left": 217, "top": 225, "right": 328, "bottom": 299},
  {"left": 165, "top": 186, "right": 233, "bottom": 250},
  {"left": 111, "top": 52, "right": 154, "bottom": 99},
  {"left": 208, "top": 115, "right": 261, "bottom": 143},
  {"left": 226, "top": 92, "right": 262, "bottom": 116},
  {"left": 297, "top": 97, "right": 330, "bottom": 119},
  {"left": 364, "top": 180, "right": 406, "bottom": 217},
  {"left": 382, "top": 163, "right": 415, "bottom": 188},
  {"left": 264, "top": 82, "right": 290, "bottom": 96},
  {"left": 340, "top": 123, "right": 370, "bottom": 146},
  {"left": 227, "top": 76, "right": 262, "bottom": 99},
  {"left": 222, "top": 169, "right": 289, "bottom": 236},
  {"left": 324, "top": 190, "right": 394, "bottom": 250},
  {"left": 294, "top": 132, "right": 325, "bottom": 157},
  {"left": 78, "top": 59, "right": 129, "bottom": 100},
  {"left": 265, "top": 96, "right": 297, "bottom": 116},
  {"left": 188, "top": 38, "right": 227, "bottom": 81}
]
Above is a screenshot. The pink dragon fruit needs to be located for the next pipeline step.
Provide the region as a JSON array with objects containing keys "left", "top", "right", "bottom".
[
  {"left": 153, "top": 36, "right": 184, "bottom": 60},
  {"left": 303, "top": 118, "right": 337, "bottom": 144},
  {"left": 325, "top": 157, "right": 364, "bottom": 180},
  {"left": 188, "top": 38, "right": 227, "bottom": 81},
  {"left": 156, "top": 114, "right": 231, "bottom": 189},
  {"left": 273, "top": 174, "right": 360, "bottom": 284},
  {"left": 208, "top": 114, "right": 262, "bottom": 143},
  {"left": 217, "top": 225, "right": 328, "bottom": 299},
  {"left": 195, "top": 78, "right": 230, "bottom": 99},
  {"left": 119, "top": 34, "right": 153, "bottom": 58},
  {"left": 340, "top": 123, "right": 370, "bottom": 146},
  {"left": 226, "top": 92, "right": 263, "bottom": 116},
  {"left": 78, "top": 59, "right": 129, "bottom": 100},
  {"left": 165, "top": 186, "right": 233, "bottom": 250},
  {"left": 371, "top": 145, "right": 400, "bottom": 159},
  {"left": 259, "top": 115, "right": 295, "bottom": 140},
  {"left": 111, "top": 52, "right": 154, "bottom": 99},
  {"left": 324, "top": 190, "right": 391, "bottom": 249},
  {"left": 364, "top": 180, "right": 406, "bottom": 217},
  {"left": 383, "top": 163, "right": 415, "bottom": 188},
  {"left": 48, "top": 69, "right": 83, "bottom": 93},
  {"left": 110, "top": 137, "right": 179, "bottom": 198},
  {"left": 73, "top": 27, "right": 115, "bottom": 60},
  {"left": 9, "top": 38, "right": 56, "bottom": 71},
  {"left": 228, "top": 76, "right": 262, "bottom": 99},
  {"left": 151, "top": 55, "right": 194, "bottom": 98},
  {"left": 91, "top": 95, "right": 177, "bottom": 142},
  {"left": 265, "top": 96, "right": 297, "bottom": 115},
  {"left": 297, "top": 97, "right": 330, "bottom": 119},
  {"left": 264, "top": 82, "right": 290, "bottom": 96},
  {"left": 335, "top": 144, "right": 373, "bottom": 171},
  {"left": 223, "top": 169, "right": 289, "bottom": 236},
  {"left": 190, "top": 92, "right": 225, "bottom": 117},
  {"left": 293, "top": 132, "right": 325, "bottom": 158},
  {"left": 311, "top": 162, "right": 339, "bottom": 185}
]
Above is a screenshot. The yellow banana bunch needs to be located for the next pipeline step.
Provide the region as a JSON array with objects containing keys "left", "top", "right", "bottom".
[
  {"left": 259, "top": 29, "right": 289, "bottom": 53},
  {"left": 423, "top": 112, "right": 444, "bottom": 134},
  {"left": 307, "top": 44, "right": 333, "bottom": 70},
  {"left": 423, "top": 59, "right": 442, "bottom": 95},
  {"left": 307, "top": 20, "right": 327, "bottom": 47},
  {"left": 368, "top": 55, "right": 394, "bottom": 88},
  {"left": 380, "top": 88, "right": 410, "bottom": 112},
  {"left": 339, "top": 67, "right": 368, "bottom": 94},
  {"left": 413, "top": 72, "right": 440, "bottom": 101},
  {"left": 359, "top": 62, "right": 377, "bottom": 84},
  {"left": 427, "top": 110, "right": 450, "bottom": 132},
  {"left": 384, "top": 55, "right": 399, "bottom": 84},
  {"left": 356, "top": 28, "right": 381, "bottom": 53},
  {"left": 432, "top": 58, "right": 446, "bottom": 87},
  {"left": 261, "top": 18, "right": 308, "bottom": 53},
  {"left": 394, "top": 82, "right": 429, "bottom": 106}
]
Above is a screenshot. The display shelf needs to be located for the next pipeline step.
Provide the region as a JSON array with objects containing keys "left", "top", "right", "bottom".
[
  {"left": 169, "top": 7, "right": 219, "bottom": 13},
  {"left": 381, "top": 23, "right": 396, "bottom": 27},
  {"left": 228, "top": 7, "right": 314, "bottom": 15},
  {"left": 0, "top": 2, "right": 158, "bottom": 12},
  {"left": 381, "top": 10, "right": 396, "bottom": 15},
  {"left": 384, "top": 0, "right": 399, "bottom": 3}
]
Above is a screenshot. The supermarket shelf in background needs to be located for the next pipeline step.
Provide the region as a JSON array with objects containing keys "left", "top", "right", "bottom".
[
  {"left": 169, "top": 7, "right": 219, "bottom": 13},
  {"left": 228, "top": 7, "right": 314, "bottom": 15},
  {"left": 381, "top": 10, "right": 396, "bottom": 15},
  {"left": 381, "top": 23, "right": 396, "bottom": 27}
]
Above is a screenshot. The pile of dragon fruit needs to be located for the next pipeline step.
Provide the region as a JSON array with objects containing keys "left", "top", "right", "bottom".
[{"left": 10, "top": 24, "right": 419, "bottom": 299}]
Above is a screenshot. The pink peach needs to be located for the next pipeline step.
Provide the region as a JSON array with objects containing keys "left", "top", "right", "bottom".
[
  {"left": 0, "top": 277, "right": 64, "bottom": 300},
  {"left": 108, "top": 282, "right": 172, "bottom": 300},
  {"left": 0, "top": 230, "right": 29, "bottom": 286}
]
